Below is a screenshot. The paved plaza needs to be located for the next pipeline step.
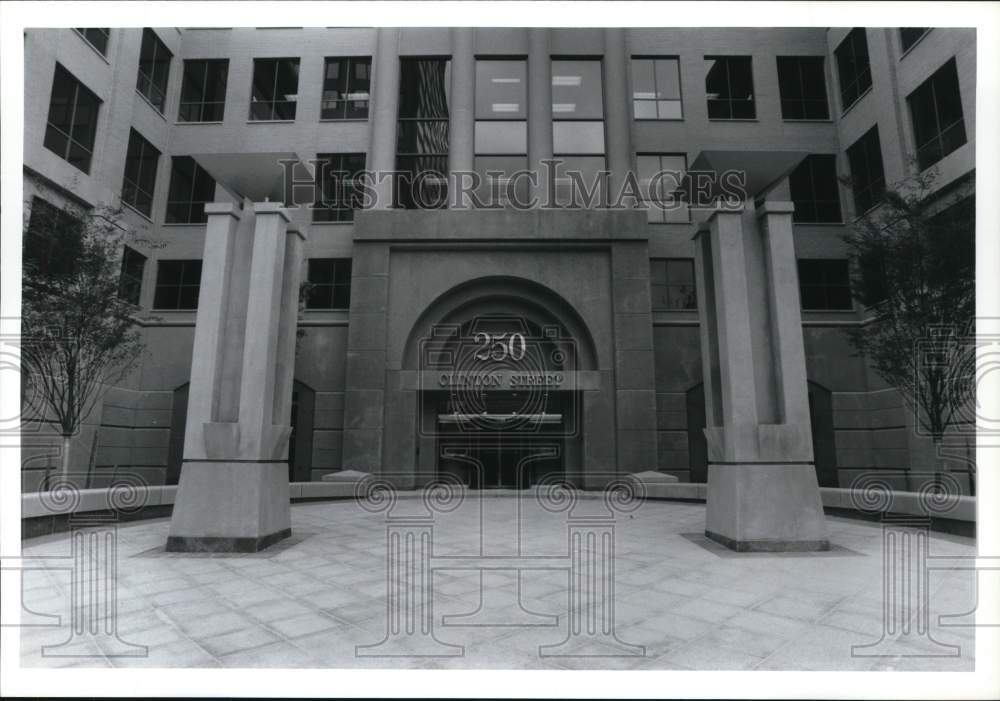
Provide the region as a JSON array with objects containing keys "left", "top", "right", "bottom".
[{"left": 19, "top": 495, "right": 977, "bottom": 671}]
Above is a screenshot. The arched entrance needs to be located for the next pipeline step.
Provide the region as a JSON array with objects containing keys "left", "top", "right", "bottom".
[{"left": 400, "top": 277, "right": 600, "bottom": 489}]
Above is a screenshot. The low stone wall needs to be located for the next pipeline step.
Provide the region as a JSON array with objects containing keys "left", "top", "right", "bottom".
[{"left": 21, "top": 482, "right": 975, "bottom": 539}]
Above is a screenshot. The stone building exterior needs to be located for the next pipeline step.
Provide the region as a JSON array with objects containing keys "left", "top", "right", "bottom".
[{"left": 21, "top": 27, "right": 976, "bottom": 494}]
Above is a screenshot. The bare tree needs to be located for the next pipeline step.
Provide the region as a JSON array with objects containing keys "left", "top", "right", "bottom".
[
  {"left": 842, "top": 169, "right": 975, "bottom": 467},
  {"left": 21, "top": 200, "right": 156, "bottom": 487}
]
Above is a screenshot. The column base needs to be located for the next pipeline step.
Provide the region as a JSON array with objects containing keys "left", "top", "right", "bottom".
[
  {"left": 705, "top": 462, "right": 829, "bottom": 552},
  {"left": 166, "top": 461, "right": 291, "bottom": 553}
]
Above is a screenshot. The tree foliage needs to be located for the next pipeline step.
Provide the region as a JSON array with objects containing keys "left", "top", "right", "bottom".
[
  {"left": 21, "top": 199, "right": 158, "bottom": 480},
  {"left": 842, "top": 169, "right": 975, "bottom": 444}
]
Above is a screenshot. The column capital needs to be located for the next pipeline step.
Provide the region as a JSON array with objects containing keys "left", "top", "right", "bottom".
[
  {"left": 756, "top": 200, "right": 795, "bottom": 217},
  {"left": 252, "top": 201, "right": 291, "bottom": 221},
  {"left": 286, "top": 226, "right": 307, "bottom": 242},
  {"left": 204, "top": 202, "right": 241, "bottom": 220}
]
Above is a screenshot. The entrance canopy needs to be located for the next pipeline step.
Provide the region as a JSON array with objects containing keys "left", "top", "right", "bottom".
[
  {"left": 194, "top": 151, "right": 298, "bottom": 202},
  {"left": 676, "top": 149, "right": 808, "bottom": 202}
]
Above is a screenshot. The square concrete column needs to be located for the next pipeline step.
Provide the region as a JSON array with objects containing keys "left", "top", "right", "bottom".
[
  {"left": 693, "top": 204, "right": 828, "bottom": 552},
  {"left": 167, "top": 202, "right": 302, "bottom": 553}
]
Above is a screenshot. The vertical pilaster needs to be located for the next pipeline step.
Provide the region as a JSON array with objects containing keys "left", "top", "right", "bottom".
[
  {"left": 449, "top": 28, "right": 475, "bottom": 209},
  {"left": 272, "top": 224, "right": 307, "bottom": 452},
  {"left": 528, "top": 28, "right": 553, "bottom": 203},
  {"left": 602, "top": 29, "right": 633, "bottom": 203},
  {"left": 183, "top": 203, "right": 239, "bottom": 461},
  {"left": 370, "top": 28, "right": 400, "bottom": 209}
]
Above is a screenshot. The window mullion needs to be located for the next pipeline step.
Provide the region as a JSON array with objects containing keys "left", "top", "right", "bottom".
[{"left": 67, "top": 82, "right": 80, "bottom": 160}]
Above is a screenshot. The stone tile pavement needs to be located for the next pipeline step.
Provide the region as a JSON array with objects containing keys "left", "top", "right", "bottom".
[{"left": 17, "top": 494, "right": 977, "bottom": 670}]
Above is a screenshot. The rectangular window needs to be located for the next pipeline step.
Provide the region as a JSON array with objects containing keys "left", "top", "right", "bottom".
[
  {"left": 118, "top": 246, "right": 146, "bottom": 305},
  {"left": 122, "top": 128, "right": 161, "bottom": 217},
  {"left": 136, "top": 28, "right": 172, "bottom": 113},
  {"left": 788, "top": 154, "right": 842, "bottom": 223},
  {"left": 636, "top": 154, "right": 688, "bottom": 224},
  {"left": 75, "top": 28, "right": 110, "bottom": 56},
  {"left": 900, "top": 28, "right": 930, "bottom": 53},
  {"left": 776, "top": 57, "right": 829, "bottom": 120},
  {"left": 314, "top": 153, "right": 367, "bottom": 222},
  {"left": 846, "top": 126, "right": 886, "bottom": 215},
  {"left": 704, "top": 56, "right": 755, "bottom": 119},
  {"left": 650, "top": 259, "right": 697, "bottom": 311},
  {"left": 834, "top": 28, "right": 872, "bottom": 111},
  {"left": 153, "top": 259, "right": 202, "bottom": 310},
  {"left": 321, "top": 57, "right": 371, "bottom": 120},
  {"left": 250, "top": 58, "right": 300, "bottom": 121},
  {"left": 305, "top": 259, "right": 352, "bottom": 310},
  {"left": 798, "top": 259, "right": 853, "bottom": 311},
  {"left": 24, "top": 197, "right": 84, "bottom": 278},
  {"left": 907, "top": 58, "right": 966, "bottom": 171},
  {"left": 179, "top": 59, "right": 228, "bottom": 122},
  {"left": 165, "top": 156, "right": 216, "bottom": 224},
  {"left": 631, "top": 57, "right": 682, "bottom": 120},
  {"left": 552, "top": 58, "right": 607, "bottom": 206},
  {"left": 475, "top": 59, "right": 528, "bottom": 205},
  {"left": 396, "top": 58, "right": 451, "bottom": 209},
  {"left": 44, "top": 63, "right": 102, "bottom": 174}
]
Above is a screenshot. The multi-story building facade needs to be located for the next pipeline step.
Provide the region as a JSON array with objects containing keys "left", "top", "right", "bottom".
[{"left": 21, "top": 27, "right": 976, "bottom": 494}]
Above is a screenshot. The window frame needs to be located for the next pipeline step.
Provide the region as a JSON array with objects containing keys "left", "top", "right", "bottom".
[
  {"left": 313, "top": 153, "right": 367, "bottom": 223},
  {"left": 776, "top": 56, "right": 830, "bottom": 121},
  {"left": 74, "top": 28, "right": 110, "bottom": 57},
  {"left": 249, "top": 57, "right": 301, "bottom": 122},
  {"left": 178, "top": 58, "right": 229, "bottom": 123},
  {"left": 650, "top": 258, "right": 698, "bottom": 311},
  {"left": 788, "top": 154, "right": 843, "bottom": 224},
  {"left": 551, "top": 57, "right": 608, "bottom": 207},
  {"left": 395, "top": 56, "right": 452, "bottom": 209},
  {"left": 320, "top": 56, "right": 372, "bottom": 121},
  {"left": 305, "top": 258, "right": 353, "bottom": 310},
  {"left": 121, "top": 128, "right": 161, "bottom": 218},
  {"left": 153, "top": 259, "right": 203, "bottom": 311},
  {"left": 474, "top": 57, "right": 529, "bottom": 205},
  {"left": 630, "top": 56, "right": 684, "bottom": 121},
  {"left": 43, "top": 63, "right": 103, "bottom": 174},
  {"left": 704, "top": 55, "right": 757, "bottom": 120},
  {"left": 797, "top": 259, "right": 854, "bottom": 312},
  {"left": 846, "top": 126, "right": 886, "bottom": 217},
  {"left": 906, "top": 57, "right": 967, "bottom": 171},
  {"left": 636, "top": 152, "right": 690, "bottom": 224},
  {"left": 834, "top": 28, "right": 872, "bottom": 113},
  {"left": 900, "top": 28, "right": 931, "bottom": 55},
  {"left": 136, "top": 28, "right": 172, "bottom": 114},
  {"left": 24, "top": 197, "right": 85, "bottom": 278},
  {"left": 165, "top": 156, "right": 217, "bottom": 224},
  {"left": 118, "top": 246, "right": 147, "bottom": 305}
]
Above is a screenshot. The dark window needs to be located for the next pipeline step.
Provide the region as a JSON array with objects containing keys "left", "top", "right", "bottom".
[
  {"left": 250, "top": 58, "right": 300, "bottom": 121},
  {"left": 305, "top": 259, "right": 352, "bottom": 310},
  {"left": 651, "top": 259, "right": 697, "bottom": 311},
  {"left": 776, "top": 56, "right": 829, "bottom": 120},
  {"left": 165, "top": 156, "right": 216, "bottom": 224},
  {"left": 153, "top": 260, "right": 202, "bottom": 310},
  {"left": 118, "top": 246, "right": 146, "bottom": 305},
  {"left": 846, "top": 126, "right": 886, "bottom": 215},
  {"left": 136, "top": 28, "right": 172, "bottom": 113},
  {"left": 632, "top": 57, "right": 682, "bottom": 119},
  {"left": 704, "top": 56, "right": 755, "bottom": 119},
  {"left": 637, "top": 154, "right": 688, "bottom": 223},
  {"left": 43, "top": 64, "right": 102, "bottom": 173},
  {"left": 23, "top": 197, "right": 84, "bottom": 278},
  {"left": 552, "top": 58, "right": 607, "bottom": 206},
  {"left": 321, "top": 57, "right": 371, "bottom": 120},
  {"left": 396, "top": 58, "right": 451, "bottom": 209},
  {"left": 788, "top": 154, "right": 842, "bottom": 223},
  {"left": 75, "top": 28, "right": 110, "bottom": 56},
  {"left": 900, "top": 28, "right": 930, "bottom": 53},
  {"left": 122, "top": 128, "right": 161, "bottom": 217},
  {"left": 907, "top": 58, "right": 966, "bottom": 171},
  {"left": 834, "top": 28, "right": 872, "bottom": 111},
  {"left": 179, "top": 59, "right": 228, "bottom": 122},
  {"left": 475, "top": 59, "right": 528, "bottom": 205},
  {"left": 798, "top": 259, "right": 853, "bottom": 311},
  {"left": 314, "top": 153, "right": 366, "bottom": 222}
]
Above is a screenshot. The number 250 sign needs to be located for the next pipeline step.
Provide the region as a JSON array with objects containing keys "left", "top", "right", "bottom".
[{"left": 473, "top": 332, "right": 527, "bottom": 362}]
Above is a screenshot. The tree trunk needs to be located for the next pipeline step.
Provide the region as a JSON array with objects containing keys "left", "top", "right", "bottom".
[{"left": 60, "top": 434, "right": 73, "bottom": 481}]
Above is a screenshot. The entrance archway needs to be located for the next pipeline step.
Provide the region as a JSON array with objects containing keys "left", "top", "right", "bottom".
[{"left": 400, "top": 276, "right": 600, "bottom": 489}]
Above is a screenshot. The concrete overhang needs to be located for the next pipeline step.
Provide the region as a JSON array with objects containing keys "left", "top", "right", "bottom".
[
  {"left": 676, "top": 149, "right": 809, "bottom": 202},
  {"left": 193, "top": 152, "right": 298, "bottom": 202}
]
